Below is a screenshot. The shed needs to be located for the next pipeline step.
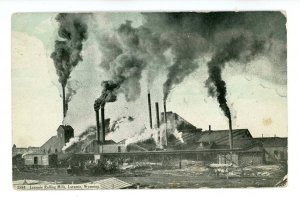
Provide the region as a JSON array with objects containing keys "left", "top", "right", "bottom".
[
  {"left": 84, "top": 139, "right": 126, "bottom": 154},
  {"left": 23, "top": 154, "right": 58, "bottom": 167},
  {"left": 217, "top": 139, "right": 265, "bottom": 165},
  {"left": 254, "top": 137, "right": 287, "bottom": 163}
]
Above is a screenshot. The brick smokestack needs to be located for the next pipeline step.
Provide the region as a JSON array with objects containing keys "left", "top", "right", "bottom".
[
  {"left": 155, "top": 102, "right": 160, "bottom": 128},
  {"left": 148, "top": 93, "right": 153, "bottom": 129},
  {"left": 95, "top": 109, "right": 100, "bottom": 143},
  {"left": 229, "top": 118, "right": 233, "bottom": 149},
  {"left": 163, "top": 100, "right": 167, "bottom": 146},
  {"left": 62, "top": 84, "right": 66, "bottom": 118},
  {"left": 100, "top": 106, "right": 105, "bottom": 143}
]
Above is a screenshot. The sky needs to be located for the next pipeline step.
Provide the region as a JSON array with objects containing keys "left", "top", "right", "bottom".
[{"left": 11, "top": 12, "right": 287, "bottom": 147}]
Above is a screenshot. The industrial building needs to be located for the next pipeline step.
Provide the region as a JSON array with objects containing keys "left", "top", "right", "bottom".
[
  {"left": 13, "top": 91, "right": 287, "bottom": 167},
  {"left": 40, "top": 125, "right": 74, "bottom": 154},
  {"left": 23, "top": 153, "right": 58, "bottom": 167},
  {"left": 13, "top": 125, "right": 74, "bottom": 167},
  {"left": 12, "top": 145, "right": 40, "bottom": 157},
  {"left": 83, "top": 139, "right": 126, "bottom": 153},
  {"left": 254, "top": 137, "right": 288, "bottom": 163}
]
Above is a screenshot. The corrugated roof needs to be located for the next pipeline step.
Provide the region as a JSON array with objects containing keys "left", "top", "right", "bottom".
[
  {"left": 89, "top": 177, "right": 131, "bottom": 189},
  {"left": 197, "top": 129, "right": 252, "bottom": 145},
  {"left": 211, "top": 138, "right": 263, "bottom": 150},
  {"left": 254, "top": 137, "right": 287, "bottom": 147}
]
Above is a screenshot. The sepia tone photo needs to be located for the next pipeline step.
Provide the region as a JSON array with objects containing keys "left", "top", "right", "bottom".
[{"left": 12, "top": 11, "right": 287, "bottom": 189}]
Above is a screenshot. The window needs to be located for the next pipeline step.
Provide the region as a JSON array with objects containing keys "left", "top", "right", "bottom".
[{"left": 118, "top": 146, "right": 121, "bottom": 153}]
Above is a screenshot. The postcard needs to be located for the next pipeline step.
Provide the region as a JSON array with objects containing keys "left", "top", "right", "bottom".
[{"left": 12, "top": 11, "right": 287, "bottom": 189}]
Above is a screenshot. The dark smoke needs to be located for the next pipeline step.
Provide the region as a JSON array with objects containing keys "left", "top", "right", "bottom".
[
  {"left": 162, "top": 32, "right": 206, "bottom": 100},
  {"left": 141, "top": 12, "right": 286, "bottom": 100},
  {"left": 95, "top": 20, "right": 156, "bottom": 103},
  {"left": 95, "top": 53, "right": 146, "bottom": 107},
  {"left": 94, "top": 12, "right": 286, "bottom": 103},
  {"left": 206, "top": 35, "right": 265, "bottom": 119},
  {"left": 51, "top": 13, "right": 88, "bottom": 103},
  {"left": 94, "top": 81, "right": 119, "bottom": 110}
]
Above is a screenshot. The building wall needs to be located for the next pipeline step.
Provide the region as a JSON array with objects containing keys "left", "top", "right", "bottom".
[
  {"left": 23, "top": 154, "right": 58, "bottom": 166},
  {"left": 84, "top": 140, "right": 99, "bottom": 153},
  {"left": 24, "top": 155, "right": 49, "bottom": 166},
  {"left": 218, "top": 153, "right": 239, "bottom": 165},
  {"left": 218, "top": 152, "right": 264, "bottom": 165},
  {"left": 238, "top": 152, "right": 264, "bottom": 165},
  {"left": 99, "top": 144, "right": 126, "bottom": 153},
  {"left": 84, "top": 141, "right": 126, "bottom": 154},
  {"left": 264, "top": 147, "right": 287, "bottom": 162}
]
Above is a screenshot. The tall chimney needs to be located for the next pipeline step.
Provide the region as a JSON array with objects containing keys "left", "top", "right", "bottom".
[
  {"left": 62, "top": 84, "right": 66, "bottom": 118},
  {"left": 95, "top": 109, "right": 100, "bottom": 143},
  {"left": 148, "top": 93, "right": 153, "bottom": 129},
  {"left": 163, "top": 100, "right": 167, "bottom": 146},
  {"left": 101, "top": 106, "right": 105, "bottom": 143},
  {"left": 155, "top": 102, "right": 160, "bottom": 128},
  {"left": 209, "top": 125, "right": 211, "bottom": 131},
  {"left": 228, "top": 118, "right": 233, "bottom": 149}
]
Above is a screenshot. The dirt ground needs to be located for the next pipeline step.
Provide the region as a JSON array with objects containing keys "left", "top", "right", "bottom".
[{"left": 12, "top": 163, "right": 287, "bottom": 188}]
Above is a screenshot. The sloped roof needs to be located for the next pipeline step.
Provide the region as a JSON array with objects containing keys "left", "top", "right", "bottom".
[
  {"left": 90, "top": 177, "right": 132, "bottom": 189},
  {"left": 40, "top": 136, "right": 59, "bottom": 150},
  {"left": 254, "top": 137, "right": 287, "bottom": 147},
  {"left": 161, "top": 111, "right": 197, "bottom": 130},
  {"left": 210, "top": 138, "right": 262, "bottom": 150},
  {"left": 197, "top": 129, "right": 252, "bottom": 145},
  {"left": 170, "top": 129, "right": 202, "bottom": 147}
]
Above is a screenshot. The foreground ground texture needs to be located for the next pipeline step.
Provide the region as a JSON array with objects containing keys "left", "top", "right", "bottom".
[{"left": 13, "top": 161, "right": 287, "bottom": 189}]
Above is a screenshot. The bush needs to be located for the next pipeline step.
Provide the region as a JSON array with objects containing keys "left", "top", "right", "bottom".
[{"left": 88, "top": 158, "right": 119, "bottom": 175}]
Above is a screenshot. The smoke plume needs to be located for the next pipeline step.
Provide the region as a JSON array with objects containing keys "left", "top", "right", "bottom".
[
  {"left": 95, "top": 20, "right": 168, "bottom": 103},
  {"left": 65, "top": 80, "right": 81, "bottom": 103},
  {"left": 51, "top": 13, "right": 88, "bottom": 106},
  {"left": 206, "top": 35, "right": 265, "bottom": 119},
  {"left": 93, "top": 12, "right": 285, "bottom": 118},
  {"left": 94, "top": 81, "right": 119, "bottom": 110},
  {"left": 141, "top": 12, "right": 286, "bottom": 100}
]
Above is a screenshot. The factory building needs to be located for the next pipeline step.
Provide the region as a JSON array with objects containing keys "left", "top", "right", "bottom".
[
  {"left": 12, "top": 145, "right": 40, "bottom": 157},
  {"left": 40, "top": 125, "right": 74, "bottom": 154},
  {"left": 254, "top": 137, "right": 287, "bottom": 163},
  {"left": 23, "top": 153, "right": 58, "bottom": 167},
  {"left": 13, "top": 91, "right": 287, "bottom": 168},
  {"left": 195, "top": 128, "right": 266, "bottom": 165},
  {"left": 197, "top": 128, "right": 253, "bottom": 149},
  {"left": 216, "top": 139, "right": 265, "bottom": 165},
  {"left": 83, "top": 139, "right": 126, "bottom": 153}
]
